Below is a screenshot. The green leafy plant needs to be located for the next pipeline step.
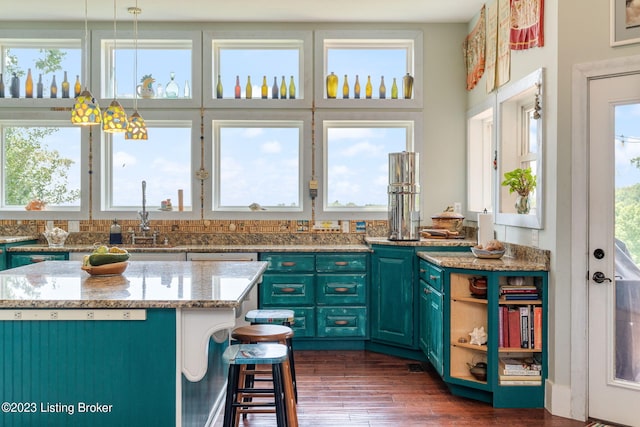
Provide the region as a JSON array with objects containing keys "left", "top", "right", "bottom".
[{"left": 501, "top": 167, "right": 537, "bottom": 197}]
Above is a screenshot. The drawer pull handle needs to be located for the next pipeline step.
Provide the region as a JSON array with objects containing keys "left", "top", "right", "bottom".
[
  {"left": 334, "top": 287, "right": 349, "bottom": 293},
  {"left": 281, "top": 287, "right": 296, "bottom": 293},
  {"left": 334, "top": 320, "right": 348, "bottom": 325},
  {"left": 429, "top": 275, "right": 438, "bottom": 281},
  {"left": 420, "top": 269, "right": 426, "bottom": 273},
  {"left": 424, "top": 288, "right": 430, "bottom": 294},
  {"left": 281, "top": 261, "right": 296, "bottom": 267},
  {"left": 334, "top": 261, "right": 349, "bottom": 266}
]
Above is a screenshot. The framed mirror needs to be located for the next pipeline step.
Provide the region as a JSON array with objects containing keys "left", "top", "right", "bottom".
[{"left": 495, "top": 68, "right": 543, "bottom": 229}]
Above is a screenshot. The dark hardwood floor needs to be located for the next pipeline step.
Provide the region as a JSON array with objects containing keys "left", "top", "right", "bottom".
[{"left": 229, "top": 350, "right": 587, "bottom": 427}]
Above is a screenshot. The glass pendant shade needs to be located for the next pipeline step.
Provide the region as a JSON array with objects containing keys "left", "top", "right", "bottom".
[
  {"left": 71, "top": 90, "right": 102, "bottom": 125},
  {"left": 125, "top": 111, "right": 148, "bottom": 140},
  {"left": 102, "top": 100, "right": 128, "bottom": 133}
]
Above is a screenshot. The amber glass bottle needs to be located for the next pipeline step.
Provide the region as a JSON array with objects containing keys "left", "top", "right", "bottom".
[
  {"left": 391, "top": 78, "right": 398, "bottom": 99},
  {"left": 326, "top": 72, "right": 338, "bottom": 99},
  {"left": 261, "top": 76, "right": 268, "bottom": 99},
  {"left": 61, "top": 71, "right": 70, "bottom": 98},
  {"left": 354, "top": 75, "right": 361, "bottom": 99},
  {"left": 49, "top": 75, "right": 57, "bottom": 98},
  {"left": 280, "top": 76, "right": 286, "bottom": 99},
  {"left": 74, "top": 75, "right": 81, "bottom": 97},
  {"left": 246, "top": 76, "right": 252, "bottom": 99},
  {"left": 379, "top": 76, "right": 386, "bottom": 99},
  {"left": 365, "top": 75, "right": 372, "bottom": 99},
  {"left": 216, "top": 75, "right": 223, "bottom": 99},
  {"left": 25, "top": 68, "right": 33, "bottom": 98},
  {"left": 234, "top": 76, "right": 241, "bottom": 99},
  {"left": 403, "top": 73, "right": 414, "bottom": 99},
  {"left": 288, "top": 76, "right": 295, "bottom": 99},
  {"left": 342, "top": 75, "right": 349, "bottom": 99}
]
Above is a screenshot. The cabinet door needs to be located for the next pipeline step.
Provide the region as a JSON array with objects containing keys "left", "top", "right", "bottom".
[
  {"left": 260, "top": 274, "right": 315, "bottom": 306},
  {"left": 371, "top": 247, "right": 415, "bottom": 348},
  {"left": 427, "top": 286, "right": 444, "bottom": 376},
  {"left": 419, "top": 280, "right": 430, "bottom": 354}
]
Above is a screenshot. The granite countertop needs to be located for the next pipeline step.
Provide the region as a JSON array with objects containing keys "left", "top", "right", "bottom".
[
  {"left": 365, "top": 237, "right": 476, "bottom": 247},
  {"left": 7, "top": 244, "right": 372, "bottom": 253},
  {"left": 0, "top": 260, "right": 267, "bottom": 309},
  {"left": 0, "top": 235, "right": 38, "bottom": 244},
  {"left": 418, "top": 251, "right": 548, "bottom": 272}
]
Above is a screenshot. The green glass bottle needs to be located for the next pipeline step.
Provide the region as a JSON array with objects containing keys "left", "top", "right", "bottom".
[
  {"left": 61, "top": 71, "right": 70, "bottom": 98},
  {"left": 403, "top": 73, "right": 414, "bottom": 99},
  {"left": 245, "top": 76, "right": 252, "bottom": 99},
  {"left": 326, "top": 72, "right": 338, "bottom": 99},
  {"left": 0, "top": 73, "right": 4, "bottom": 98},
  {"left": 354, "top": 75, "right": 361, "bottom": 99},
  {"left": 280, "top": 76, "right": 286, "bottom": 99},
  {"left": 365, "top": 75, "right": 372, "bottom": 99},
  {"left": 261, "top": 76, "right": 268, "bottom": 99},
  {"left": 216, "top": 75, "right": 223, "bottom": 99},
  {"left": 288, "top": 76, "right": 296, "bottom": 99},
  {"left": 342, "top": 74, "right": 349, "bottom": 99},
  {"left": 391, "top": 77, "right": 398, "bottom": 99},
  {"left": 36, "top": 74, "right": 43, "bottom": 98},
  {"left": 272, "top": 76, "right": 278, "bottom": 99},
  {"left": 379, "top": 76, "right": 386, "bottom": 99}
]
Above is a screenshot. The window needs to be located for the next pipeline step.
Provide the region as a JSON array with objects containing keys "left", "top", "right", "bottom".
[
  {"left": 467, "top": 102, "right": 494, "bottom": 214},
  {"left": 96, "top": 112, "right": 197, "bottom": 219},
  {"left": 319, "top": 114, "right": 418, "bottom": 219},
  {"left": 0, "top": 120, "right": 83, "bottom": 212},
  {"left": 211, "top": 119, "right": 305, "bottom": 213}
]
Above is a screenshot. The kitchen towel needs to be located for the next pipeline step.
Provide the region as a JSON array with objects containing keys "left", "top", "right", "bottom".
[{"left": 477, "top": 212, "right": 494, "bottom": 246}]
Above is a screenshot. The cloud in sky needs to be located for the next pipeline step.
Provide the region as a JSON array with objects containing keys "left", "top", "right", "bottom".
[{"left": 261, "top": 140, "right": 282, "bottom": 153}]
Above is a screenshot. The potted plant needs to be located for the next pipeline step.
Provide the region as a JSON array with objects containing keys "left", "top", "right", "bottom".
[{"left": 501, "top": 167, "right": 537, "bottom": 214}]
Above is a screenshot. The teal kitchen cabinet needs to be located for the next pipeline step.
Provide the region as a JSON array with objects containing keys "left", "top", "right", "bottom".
[
  {"left": 0, "top": 239, "right": 38, "bottom": 271},
  {"left": 419, "top": 259, "right": 444, "bottom": 376},
  {"left": 9, "top": 251, "right": 69, "bottom": 268},
  {"left": 259, "top": 252, "right": 369, "bottom": 344},
  {"left": 370, "top": 246, "right": 416, "bottom": 348}
]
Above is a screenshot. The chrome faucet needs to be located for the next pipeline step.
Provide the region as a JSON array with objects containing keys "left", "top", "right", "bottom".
[{"left": 139, "top": 180, "right": 150, "bottom": 233}]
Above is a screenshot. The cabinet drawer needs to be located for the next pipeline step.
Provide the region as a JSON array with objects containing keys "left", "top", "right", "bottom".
[
  {"left": 260, "top": 274, "right": 315, "bottom": 305},
  {"left": 290, "top": 307, "right": 316, "bottom": 338},
  {"left": 316, "top": 274, "right": 366, "bottom": 305},
  {"left": 316, "top": 307, "right": 367, "bottom": 338},
  {"left": 260, "top": 254, "right": 315, "bottom": 272},
  {"left": 419, "top": 260, "right": 443, "bottom": 292},
  {"left": 315, "top": 254, "right": 367, "bottom": 272}
]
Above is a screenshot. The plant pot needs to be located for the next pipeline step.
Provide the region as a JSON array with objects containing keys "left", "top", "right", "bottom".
[{"left": 515, "top": 195, "right": 531, "bottom": 214}]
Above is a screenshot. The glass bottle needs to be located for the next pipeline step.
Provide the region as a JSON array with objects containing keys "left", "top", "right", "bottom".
[
  {"left": 216, "top": 75, "right": 223, "bottom": 99},
  {"left": 184, "top": 80, "right": 190, "bottom": 98},
  {"left": 280, "top": 76, "right": 286, "bottom": 99},
  {"left": 261, "top": 76, "right": 268, "bottom": 99},
  {"left": 10, "top": 73, "right": 19, "bottom": 98},
  {"left": 272, "top": 76, "right": 278, "bottom": 99},
  {"left": 25, "top": 68, "right": 33, "bottom": 98},
  {"left": 156, "top": 83, "right": 164, "bottom": 98},
  {"left": 365, "top": 75, "right": 372, "bottom": 99},
  {"left": 50, "top": 75, "right": 57, "bottom": 98},
  {"left": 36, "top": 74, "right": 43, "bottom": 98},
  {"left": 74, "top": 75, "right": 81, "bottom": 98},
  {"left": 391, "top": 77, "right": 398, "bottom": 99},
  {"left": 0, "top": 73, "right": 4, "bottom": 98},
  {"left": 165, "top": 72, "right": 179, "bottom": 98},
  {"left": 354, "top": 75, "right": 361, "bottom": 99},
  {"left": 61, "top": 71, "right": 70, "bottom": 98},
  {"left": 288, "top": 76, "right": 296, "bottom": 100},
  {"left": 326, "top": 72, "right": 338, "bottom": 99},
  {"left": 379, "top": 76, "right": 386, "bottom": 99},
  {"left": 245, "top": 76, "right": 252, "bottom": 99},
  {"left": 234, "top": 75, "right": 241, "bottom": 99},
  {"left": 342, "top": 74, "right": 349, "bottom": 99},
  {"left": 403, "top": 73, "right": 414, "bottom": 99}
]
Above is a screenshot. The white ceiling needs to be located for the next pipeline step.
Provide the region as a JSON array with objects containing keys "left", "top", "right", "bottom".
[{"left": 3, "top": 0, "right": 485, "bottom": 23}]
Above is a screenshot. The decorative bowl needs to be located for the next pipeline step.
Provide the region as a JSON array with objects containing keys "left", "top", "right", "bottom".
[
  {"left": 471, "top": 247, "right": 505, "bottom": 259},
  {"left": 81, "top": 261, "right": 128, "bottom": 276}
]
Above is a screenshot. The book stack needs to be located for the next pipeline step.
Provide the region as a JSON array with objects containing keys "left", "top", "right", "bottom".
[
  {"left": 499, "top": 284, "right": 539, "bottom": 300},
  {"left": 499, "top": 305, "right": 543, "bottom": 349},
  {"left": 499, "top": 356, "right": 542, "bottom": 385}
]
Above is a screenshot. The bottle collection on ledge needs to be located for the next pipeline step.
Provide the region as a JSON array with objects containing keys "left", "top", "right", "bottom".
[
  {"left": 326, "top": 72, "right": 413, "bottom": 100},
  {"left": 217, "top": 75, "right": 297, "bottom": 100},
  {"left": 0, "top": 69, "right": 78, "bottom": 99}
]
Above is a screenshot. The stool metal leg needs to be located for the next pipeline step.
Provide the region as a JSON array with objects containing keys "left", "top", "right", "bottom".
[
  {"left": 272, "top": 363, "right": 286, "bottom": 427},
  {"left": 223, "top": 365, "right": 240, "bottom": 427}
]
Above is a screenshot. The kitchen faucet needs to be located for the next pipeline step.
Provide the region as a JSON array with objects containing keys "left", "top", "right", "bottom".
[{"left": 130, "top": 180, "right": 158, "bottom": 245}]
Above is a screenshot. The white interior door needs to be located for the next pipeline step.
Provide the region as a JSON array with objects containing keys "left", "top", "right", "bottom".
[{"left": 588, "top": 73, "right": 640, "bottom": 426}]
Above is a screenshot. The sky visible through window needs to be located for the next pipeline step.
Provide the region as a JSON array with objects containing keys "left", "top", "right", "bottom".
[
  {"left": 615, "top": 104, "right": 640, "bottom": 189},
  {"left": 3, "top": 42, "right": 413, "bottom": 210}
]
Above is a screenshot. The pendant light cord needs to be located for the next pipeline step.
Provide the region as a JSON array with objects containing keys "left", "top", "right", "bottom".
[
  {"left": 84, "top": 0, "right": 89, "bottom": 90},
  {"left": 112, "top": 0, "right": 118, "bottom": 99},
  {"left": 133, "top": 0, "right": 138, "bottom": 111}
]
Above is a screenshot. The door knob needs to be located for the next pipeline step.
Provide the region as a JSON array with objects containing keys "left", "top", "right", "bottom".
[{"left": 592, "top": 271, "right": 612, "bottom": 283}]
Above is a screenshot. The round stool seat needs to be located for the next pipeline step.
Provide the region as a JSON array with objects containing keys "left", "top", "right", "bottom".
[
  {"left": 232, "top": 324, "right": 293, "bottom": 343},
  {"left": 245, "top": 309, "right": 295, "bottom": 325}
]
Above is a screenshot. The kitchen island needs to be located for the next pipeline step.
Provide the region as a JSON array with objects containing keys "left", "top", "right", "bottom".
[{"left": 0, "top": 260, "right": 266, "bottom": 427}]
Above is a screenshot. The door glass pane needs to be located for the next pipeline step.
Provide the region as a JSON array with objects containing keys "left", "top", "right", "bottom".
[{"left": 613, "top": 103, "right": 640, "bottom": 383}]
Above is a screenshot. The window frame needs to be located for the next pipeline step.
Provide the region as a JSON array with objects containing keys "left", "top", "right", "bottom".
[
  {"left": 0, "top": 111, "right": 89, "bottom": 220},
  {"left": 314, "top": 30, "right": 423, "bottom": 109},
  {"left": 315, "top": 111, "right": 421, "bottom": 220},
  {"left": 203, "top": 110, "right": 312, "bottom": 220},
  {"left": 466, "top": 97, "right": 496, "bottom": 215},
  {"left": 203, "top": 30, "right": 312, "bottom": 109},
  {"left": 92, "top": 109, "right": 201, "bottom": 221}
]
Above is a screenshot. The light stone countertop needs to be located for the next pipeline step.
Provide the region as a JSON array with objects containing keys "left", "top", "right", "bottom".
[
  {"left": 365, "top": 237, "right": 476, "bottom": 247},
  {"left": 418, "top": 251, "right": 548, "bottom": 272},
  {"left": 7, "top": 244, "right": 372, "bottom": 253},
  {"left": 0, "top": 235, "right": 38, "bottom": 244},
  {"left": 0, "top": 260, "right": 267, "bottom": 309}
]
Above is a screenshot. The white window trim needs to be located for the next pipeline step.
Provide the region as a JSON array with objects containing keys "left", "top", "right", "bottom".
[
  {"left": 314, "top": 29, "right": 423, "bottom": 109},
  {"left": 203, "top": 110, "right": 312, "bottom": 220},
  {"left": 203, "top": 30, "right": 312, "bottom": 109},
  {"left": 315, "top": 111, "right": 421, "bottom": 221},
  {"left": 92, "top": 109, "right": 201, "bottom": 221},
  {"left": 466, "top": 96, "right": 496, "bottom": 216},
  {"left": 0, "top": 112, "right": 89, "bottom": 220}
]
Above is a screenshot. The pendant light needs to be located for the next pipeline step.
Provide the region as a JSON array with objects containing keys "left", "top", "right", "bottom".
[
  {"left": 71, "top": 0, "right": 101, "bottom": 126},
  {"left": 125, "top": 3, "right": 148, "bottom": 140},
  {"left": 102, "top": 0, "right": 128, "bottom": 133}
]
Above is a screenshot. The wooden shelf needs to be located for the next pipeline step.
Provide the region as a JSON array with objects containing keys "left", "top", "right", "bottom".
[
  {"left": 453, "top": 342, "right": 488, "bottom": 352},
  {"left": 454, "top": 296, "right": 488, "bottom": 304},
  {"left": 498, "top": 298, "right": 542, "bottom": 305},
  {"left": 498, "top": 347, "right": 542, "bottom": 353},
  {"left": 451, "top": 374, "right": 487, "bottom": 384}
]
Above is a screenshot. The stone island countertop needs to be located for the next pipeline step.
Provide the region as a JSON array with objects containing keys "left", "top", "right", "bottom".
[
  {"left": 418, "top": 251, "right": 548, "bottom": 271},
  {"left": 0, "top": 260, "right": 267, "bottom": 309},
  {"left": 6, "top": 243, "right": 372, "bottom": 253}
]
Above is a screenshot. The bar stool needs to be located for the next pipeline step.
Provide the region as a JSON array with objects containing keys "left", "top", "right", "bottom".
[
  {"left": 231, "top": 324, "right": 298, "bottom": 427},
  {"left": 222, "top": 343, "right": 289, "bottom": 427}
]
